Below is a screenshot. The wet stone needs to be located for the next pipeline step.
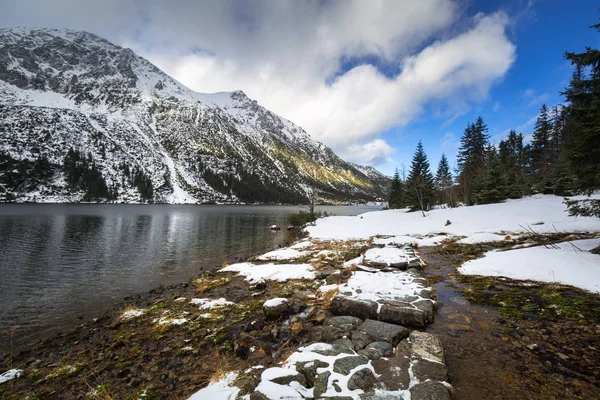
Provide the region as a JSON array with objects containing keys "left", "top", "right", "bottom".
[
  {"left": 333, "top": 355, "right": 369, "bottom": 375},
  {"left": 347, "top": 367, "right": 378, "bottom": 392},
  {"left": 413, "top": 300, "right": 434, "bottom": 324},
  {"left": 351, "top": 330, "right": 373, "bottom": 350},
  {"left": 366, "top": 341, "right": 393, "bottom": 357},
  {"left": 313, "top": 371, "right": 331, "bottom": 398},
  {"left": 357, "top": 348, "right": 383, "bottom": 360},
  {"left": 372, "top": 355, "right": 411, "bottom": 390},
  {"left": 333, "top": 337, "right": 355, "bottom": 351},
  {"left": 325, "top": 316, "right": 363, "bottom": 331},
  {"left": 410, "top": 331, "right": 445, "bottom": 364},
  {"left": 358, "top": 319, "right": 409, "bottom": 346},
  {"left": 330, "top": 297, "right": 379, "bottom": 320},
  {"left": 296, "top": 360, "right": 329, "bottom": 387},
  {"left": 412, "top": 358, "right": 448, "bottom": 382},
  {"left": 410, "top": 381, "right": 451, "bottom": 400},
  {"left": 271, "top": 372, "right": 307, "bottom": 387},
  {"left": 395, "top": 339, "right": 412, "bottom": 358},
  {"left": 310, "top": 326, "right": 349, "bottom": 343},
  {"left": 360, "top": 393, "right": 407, "bottom": 400},
  {"left": 378, "top": 304, "right": 426, "bottom": 328},
  {"left": 312, "top": 343, "right": 355, "bottom": 357}
]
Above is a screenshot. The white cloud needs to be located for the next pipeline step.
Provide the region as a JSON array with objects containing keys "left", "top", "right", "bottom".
[
  {"left": 442, "top": 132, "right": 459, "bottom": 150},
  {"left": 343, "top": 139, "right": 395, "bottom": 167},
  {"left": 1, "top": 1, "right": 516, "bottom": 163}
]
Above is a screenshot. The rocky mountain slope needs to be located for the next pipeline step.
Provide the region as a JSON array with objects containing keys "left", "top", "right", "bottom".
[{"left": 0, "top": 28, "right": 390, "bottom": 204}]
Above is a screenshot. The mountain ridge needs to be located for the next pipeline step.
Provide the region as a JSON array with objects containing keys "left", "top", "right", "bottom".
[{"left": 0, "top": 28, "right": 390, "bottom": 204}]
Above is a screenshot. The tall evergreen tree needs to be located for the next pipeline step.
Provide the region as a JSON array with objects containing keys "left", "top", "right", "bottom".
[
  {"left": 457, "top": 117, "right": 489, "bottom": 204},
  {"left": 562, "top": 20, "right": 600, "bottom": 194},
  {"left": 388, "top": 168, "right": 405, "bottom": 209},
  {"left": 477, "top": 145, "right": 509, "bottom": 204},
  {"left": 406, "top": 141, "right": 435, "bottom": 214},
  {"left": 498, "top": 130, "right": 526, "bottom": 198},
  {"left": 531, "top": 104, "right": 553, "bottom": 187},
  {"left": 435, "top": 154, "right": 454, "bottom": 207}
]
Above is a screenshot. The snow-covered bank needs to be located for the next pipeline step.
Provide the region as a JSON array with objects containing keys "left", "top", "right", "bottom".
[
  {"left": 306, "top": 195, "right": 600, "bottom": 241},
  {"left": 459, "top": 239, "right": 600, "bottom": 293}
]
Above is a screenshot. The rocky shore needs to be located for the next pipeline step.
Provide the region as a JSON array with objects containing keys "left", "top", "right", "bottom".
[{"left": 1, "top": 219, "right": 599, "bottom": 399}]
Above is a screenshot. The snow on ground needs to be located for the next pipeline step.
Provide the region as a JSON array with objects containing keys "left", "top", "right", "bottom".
[
  {"left": 338, "top": 271, "right": 431, "bottom": 310},
  {"left": 190, "top": 298, "right": 234, "bottom": 309},
  {"left": 256, "top": 248, "right": 311, "bottom": 261},
  {"left": 187, "top": 372, "right": 240, "bottom": 400},
  {"left": 220, "top": 262, "right": 315, "bottom": 283},
  {"left": 120, "top": 308, "right": 145, "bottom": 320},
  {"left": 459, "top": 239, "right": 600, "bottom": 293},
  {"left": 264, "top": 298, "right": 288, "bottom": 308},
  {"left": 306, "top": 195, "right": 600, "bottom": 241},
  {"left": 290, "top": 241, "right": 313, "bottom": 249},
  {"left": 363, "top": 247, "right": 415, "bottom": 266},
  {"left": 458, "top": 232, "right": 514, "bottom": 244},
  {"left": 0, "top": 369, "right": 21, "bottom": 384}
]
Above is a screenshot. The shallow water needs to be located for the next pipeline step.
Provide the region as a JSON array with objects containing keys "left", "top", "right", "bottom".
[{"left": 0, "top": 203, "right": 380, "bottom": 353}]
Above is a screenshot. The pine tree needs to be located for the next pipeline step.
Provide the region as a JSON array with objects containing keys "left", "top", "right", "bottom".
[
  {"left": 388, "top": 168, "right": 405, "bottom": 209},
  {"left": 477, "top": 145, "right": 509, "bottom": 204},
  {"left": 531, "top": 104, "right": 553, "bottom": 189},
  {"left": 562, "top": 20, "right": 600, "bottom": 195},
  {"left": 498, "top": 130, "right": 526, "bottom": 198},
  {"left": 457, "top": 117, "right": 489, "bottom": 204},
  {"left": 435, "top": 154, "right": 454, "bottom": 207},
  {"left": 406, "top": 141, "right": 435, "bottom": 214}
]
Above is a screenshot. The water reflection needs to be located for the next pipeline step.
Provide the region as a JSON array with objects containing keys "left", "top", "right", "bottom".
[{"left": 0, "top": 204, "right": 380, "bottom": 352}]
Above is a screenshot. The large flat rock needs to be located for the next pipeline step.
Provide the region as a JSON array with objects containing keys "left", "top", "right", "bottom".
[{"left": 356, "top": 319, "right": 409, "bottom": 346}]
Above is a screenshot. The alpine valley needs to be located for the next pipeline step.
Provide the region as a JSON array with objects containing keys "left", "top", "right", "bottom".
[{"left": 0, "top": 28, "right": 390, "bottom": 204}]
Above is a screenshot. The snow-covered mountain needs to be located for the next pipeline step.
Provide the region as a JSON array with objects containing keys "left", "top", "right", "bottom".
[{"left": 0, "top": 28, "right": 390, "bottom": 204}]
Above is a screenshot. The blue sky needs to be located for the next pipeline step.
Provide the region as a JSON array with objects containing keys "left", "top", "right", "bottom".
[{"left": 383, "top": 0, "right": 600, "bottom": 175}]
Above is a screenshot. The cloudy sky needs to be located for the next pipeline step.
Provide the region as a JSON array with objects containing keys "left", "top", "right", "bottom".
[{"left": 2, "top": 0, "right": 598, "bottom": 174}]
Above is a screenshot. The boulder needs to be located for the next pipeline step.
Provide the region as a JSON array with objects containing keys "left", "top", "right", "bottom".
[
  {"left": 263, "top": 298, "right": 290, "bottom": 319},
  {"left": 347, "top": 367, "right": 378, "bottom": 391},
  {"left": 413, "top": 300, "right": 434, "bottom": 324},
  {"left": 312, "top": 343, "right": 354, "bottom": 357},
  {"left": 295, "top": 360, "right": 329, "bottom": 387},
  {"left": 395, "top": 339, "right": 411, "bottom": 358},
  {"left": 330, "top": 297, "right": 378, "bottom": 320},
  {"left": 365, "top": 341, "right": 393, "bottom": 357},
  {"left": 325, "top": 315, "right": 363, "bottom": 330},
  {"left": 410, "top": 331, "right": 445, "bottom": 364},
  {"left": 313, "top": 371, "right": 331, "bottom": 398},
  {"left": 270, "top": 372, "right": 307, "bottom": 386},
  {"left": 357, "top": 348, "right": 383, "bottom": 360},
  {"left": 357, "top": 319, "right": 409, "bottom": 346},
  {"left": 310, "top": 326, "right": 350, "bottom": 343},
  {"left": 410, "top": 381, "right": 451, "bottom": 400},
  {"left": 412, "top": 358, "right": 448, "bottom": 382},
  {"left": 351, "top": 330, "right": 373, "bottom": 350},
  {"left": 371, "top": 355, "right": 411, "bottom": 390},
  {"left": 333, "top": 355, "right": 369, "bottom": 375},
  {"left": 378, "top": 305, "right": 426, "bottom": 328},
  {"left": 333, "top": 337, "right": 355, "bottom": 351},
  {"left": 360, "top": 394, "right": 407, "bottom": 400}
]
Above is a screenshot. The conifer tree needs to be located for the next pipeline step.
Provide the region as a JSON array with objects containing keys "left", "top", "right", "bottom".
[
  {"left": 498, "top": 130, "right": 526, "bottom": 198},
  {"left": 406, "top": 141, "right": 435, "bottom": 214},
  {"left": 531, "top": 104, "right": 553, "bottom": 187},
  {"left": 388, "top": 168, "right": 405, "bottom": 209},
  {"left": 457, "top": 117, "right": 489, "bottom": 204},
  {"left": 435, "top": 154, "right": 454, "bottom": 207},
  {"left": 477, "top": 145, "right": 509, "bottom": 204}
]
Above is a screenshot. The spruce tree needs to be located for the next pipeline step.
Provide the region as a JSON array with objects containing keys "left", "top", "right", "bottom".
[
  {"left": 477, "top": 145, "right": 509, "bottom": 204},
  {"left": 457, "top": 117, "right": 489, "bottom": 204},
  {"left": 562, "top": 20, "right": 600, "bottom": 194},
  {"left": 406, "top": 141, "right": 435, "bottom": 214},
  {"left": 531, "top": 104, "right": 553, "bottom": 189},
  {"left": 388, "top": 168, "right": 404, "bottom": 209},
  {"left": 435, "top": 154, "right": 454, "bottom": 207},
  {"left": 498, "top": 130, "right": 526, "bottom": 198}
]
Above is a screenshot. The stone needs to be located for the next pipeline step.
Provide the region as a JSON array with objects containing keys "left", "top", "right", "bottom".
[
  {"left": 291, "top": 322, "right": 303, "bottom": 334},
  {"left": 296, "top": 360, "right": 329, "bottom": 387},
  {"left": 351, "top": 330, "right": 373, "bottom": 350},
  {"left": 310, "top": 326, "right": 350, "bottom": 343},
  {"left": 378, "top": 305, "right": 426, "bottom": 328},
  {"left": 271, "top": 372, "right": 307, "bottom": 387},
  {"left": 263, "top": 298, "right": 290, "bottom": 319},
  {"left": 312, "top": 343, "right": 354, "bottom": 357},
  {"left": 325, "top": 316, "right": 363, "bottom": 330},
  {"left": 410, "top": 331, "right": 445, "bottom": 364},
  {"left": 366, "top": 341, "right": 393, "bottom": 357},
  {"left": 347, "top": 367, "right": 378, "bottom": 391},
  {"left": 412, "top": 358, "right": 448, "bottom": 382},
  {"left": 247, "top": 348, "right": 271, "bottom": 365},
  {"left": 333, "top": 337, "right": 355, "bottom": 350},
  {"left": 410, "top": 381, "right": 451, "bottom": 400},
  {"left": 372, "top": 355, "right": 411, "bottom": 390},
  {"left": 314, "top": 371, "right": 331, "bottom": 398},
  {"left": 357, "top": 319, "right": 409, "bottom": 346},
  {"left": 234, "top": 334, "right": 254, "bottom": 359},
  {"left": 360, "top": 394, "right": 406, "bottom": 400},
  {"left": 395, "top": 339, "right": 411, "bottom": 358},
  {"left": 330, "top": 297, "right": 378, "bottom": 320},
  {"left": 250, "top": 391, "right": 270, "bottom": 400},
  {"left": 413, "top": 300, "right": 434, "bottom": 324},
  {"left": 333, "top": 356, "right": 369, "bottom": 375},
  {"left": 358, "top": 348, "right": 383, "bottom": 360},
  {"left": 288, "top": 298, "right": 307, "bottom": 314},
  {"left": 326, "top": 273, "right": 343, "bottom": 285}
]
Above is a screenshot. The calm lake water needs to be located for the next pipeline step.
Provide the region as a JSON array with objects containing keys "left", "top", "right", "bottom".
[{"left": 0, "top": 204, "right": 380, "bottom": 353}]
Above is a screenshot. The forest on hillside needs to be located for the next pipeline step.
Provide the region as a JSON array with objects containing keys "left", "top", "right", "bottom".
[{"left": 388, "top": 19, "right": 600, "bottom": 218}]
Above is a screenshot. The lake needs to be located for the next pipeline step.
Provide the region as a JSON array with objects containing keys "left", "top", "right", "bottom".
[{"left": 0, "top": 204, "right": 380, "bottom": 354}]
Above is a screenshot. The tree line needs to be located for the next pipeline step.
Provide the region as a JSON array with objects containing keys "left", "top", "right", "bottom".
[{"left": 388, "top": 18, "right": 600, "bottom": 216}]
